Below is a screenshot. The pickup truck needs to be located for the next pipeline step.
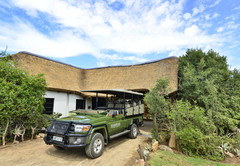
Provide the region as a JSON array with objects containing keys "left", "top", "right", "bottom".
[{"left": 44, "top": 89, "right": 145, "bottom": 158}]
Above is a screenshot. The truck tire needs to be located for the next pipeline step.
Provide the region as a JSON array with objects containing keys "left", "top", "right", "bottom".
[
  {"left": 85, "top": 132, "right": 104, "bottom": 159},
  {"left": 53, "top": 145, "right": 65, "bottom": 150},
  {"left": 128, "top": 123, "right": 138, "bottom": 139}
]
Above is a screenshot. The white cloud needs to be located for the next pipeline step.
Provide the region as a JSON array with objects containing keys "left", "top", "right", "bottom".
[
  {"left": 97, "top": 61, "right": 106, "bottom": 67},
  {"left": 233, "top": 6, "right": 240, "bottom": 10},
  {"left": 213, "top": 13, "right": 220, "bottom": 18},
  {"left": 204, "top": 45, "right": 212, "bottom": 52},
  {"left": 227, "top": 55, "right": 240, "bottom": 70},
  {"left": 0, "top": 20, "right": 95, "bottom": 57},
  {"left": 184, "top": 25, "right": 201, "bottom": 36},
  {"left": 192, "top": 5, "right": 205, "bottom": 16},
  {"left": 0, "top": 0, "right": 231, "bottom": 66},
  {"left": 217, "top": 27, "right": 224, "bottom": 32},
  {"left": 205, "top": 13, "right": 219, "bottom": 20},
  {"left": 98, "top": 53, "right": 148, "bottom": 62},
  {"left": 96, "top": 53, "right": 148, "bottom": 67},
  {"left": 216, "top": 21, "right": 239, "bottom": 34},
  {"left": 199, "top": 22, "right": 212, "bottom": 28},
  {"left": 183, "top": 13, "right": 191, "bottom": 20},
  {"left": 205, "top": 14, "right": 210, "bottom": 20},
  {"left": 226, "top": 15, "right": 237, "bottom": 20},
  {"left": 232, "top": 64, "right": 240, "bottom": 70},
  {"left": 228, "top": 44, "right": 237, "bottom": 48},
  {"left": 209, "top": 0, "right": 221, "bottom": 8},
  {"left": 109, "top": 19, "right": 123, "bottom": 31},
  {"left": 227, "top": 21, "right": 239, "bottom": 30},
  {"left": 168, "top": 49, "right": 186, "bottom": 57}
]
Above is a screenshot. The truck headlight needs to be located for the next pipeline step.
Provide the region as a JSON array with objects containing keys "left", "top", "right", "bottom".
[{"left": 74, "top": 125, "right": 91, "bottom": 132}]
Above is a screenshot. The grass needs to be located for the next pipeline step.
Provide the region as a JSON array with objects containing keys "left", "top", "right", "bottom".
[{"left": 147, "top": 151, "right": 236, "bottom": 166}]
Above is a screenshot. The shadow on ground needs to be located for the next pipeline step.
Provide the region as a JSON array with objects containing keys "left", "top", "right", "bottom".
[{"left": 45, "top": 134, "right": 131, "bottom": 161}]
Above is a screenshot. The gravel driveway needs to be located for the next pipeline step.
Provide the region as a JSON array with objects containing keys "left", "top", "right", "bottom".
[{"left": 0, "top": 121, "right": 153, "bottom": 166}]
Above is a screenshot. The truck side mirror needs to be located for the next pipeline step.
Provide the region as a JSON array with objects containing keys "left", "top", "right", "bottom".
[{"left": 112, "top": 110, "right": 118, "bottom": 118}]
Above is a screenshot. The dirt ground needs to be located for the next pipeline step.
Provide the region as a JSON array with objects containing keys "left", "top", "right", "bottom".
[{"left": 0, "top": 121, "right": 153, "bottom": 166}]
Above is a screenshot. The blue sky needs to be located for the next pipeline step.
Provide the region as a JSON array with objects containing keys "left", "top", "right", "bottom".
[{"left": 0, "top": 0, "right": 239, "bottom": 69}]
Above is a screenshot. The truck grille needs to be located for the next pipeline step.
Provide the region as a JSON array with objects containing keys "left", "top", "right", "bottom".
[{"left": 49, "top": 121, "right": 70, "bottom": 135}]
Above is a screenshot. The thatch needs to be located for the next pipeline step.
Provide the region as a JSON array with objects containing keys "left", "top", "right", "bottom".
[{"left": 11, "top": 52, "right": 178, "bottom": 96}]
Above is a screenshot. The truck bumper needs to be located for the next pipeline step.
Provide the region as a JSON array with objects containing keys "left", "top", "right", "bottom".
[{"left": 44, "top": 133, "right": 89, "bottom": 148}]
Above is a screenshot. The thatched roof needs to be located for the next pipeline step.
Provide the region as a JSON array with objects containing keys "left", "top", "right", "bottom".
[{"left": 11, "top": 51, "right": 178, "bottom": 96}]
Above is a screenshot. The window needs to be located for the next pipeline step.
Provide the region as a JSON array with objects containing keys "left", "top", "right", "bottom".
[
  {"left": 76, "top": 99, "right": 85, "bottom": 109},
  {"left": 43, "top": 98, "right": 54, "bottom": 114}
]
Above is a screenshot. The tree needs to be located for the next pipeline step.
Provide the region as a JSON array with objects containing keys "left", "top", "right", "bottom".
[
  {"left": 144, "top": 77, "right": 171, "bottom": 140},
  {"left": 0, "top": 50, "right": 47, "bottom": 145},
  {"left": 144, "top": 48, "right": 240, "bottom": 160},
  {"left": 178, "top": 48, "right": 230, "bottom": 105},
  {"left": 178, "top": 48, "right": 240, "bottom": 134}
]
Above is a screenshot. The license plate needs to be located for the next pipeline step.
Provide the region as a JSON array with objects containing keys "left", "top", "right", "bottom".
[{"left": 53, "top": 136, "right": 63, "bottom": 142}]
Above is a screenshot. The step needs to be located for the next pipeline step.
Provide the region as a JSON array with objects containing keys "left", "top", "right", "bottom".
[{"left": 110, "top": 130, "right": 130, "bottom": 140}]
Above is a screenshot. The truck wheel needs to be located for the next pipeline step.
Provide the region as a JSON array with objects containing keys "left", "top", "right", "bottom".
[
  {"left": 53, "top": 145, "right": 65, "bottom": 150},
  {"left": 85, "top": 132, "right": 104, "bottom": 159},
  {"left": 128, "top": 123, "right": 138, "bottom": 139}
]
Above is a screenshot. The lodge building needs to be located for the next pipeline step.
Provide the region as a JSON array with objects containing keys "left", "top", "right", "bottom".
[{"left": 12, "top": 51, "right": 178, "bottom": 117}]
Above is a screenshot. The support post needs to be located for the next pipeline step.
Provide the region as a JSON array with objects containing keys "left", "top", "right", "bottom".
[
  {"left": 138, "top": 95, "right": 140, "bottom": 114},
  {"left": 96, "top": 93, "right": 98, "bottom": 109},
  {"left": 106, "top": 94, "right": 108, "bottom": 107},
  {"left": 132, "top": 94, "right": 134, "bottom": 114},
  {"left": 123, "top": 92, "right": 126, "bottom": 116}
]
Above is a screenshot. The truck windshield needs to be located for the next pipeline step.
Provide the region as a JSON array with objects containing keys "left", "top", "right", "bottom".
[{"left": 70, "top": 109, "right": 106, "bottom": 114}]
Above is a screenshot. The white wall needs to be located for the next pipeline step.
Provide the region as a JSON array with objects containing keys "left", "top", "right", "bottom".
[
  {"left": 45, "top": 91, "right": 68, "bottom": 117},
  {"left": 69, "top": 94, "right": 92, "bottom": 111},
  {"left": 44, "top": 91, "right": 92, "bottom": 117},
  {"left": 68, "top": 93, "right": 83, "bottom": 111},
  {"left": 85, "top": 97, "right": 92, "bottom": 110}
]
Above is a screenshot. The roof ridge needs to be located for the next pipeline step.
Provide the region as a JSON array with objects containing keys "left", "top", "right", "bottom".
[{"left": 19, "top": 51, "right": 178, "bottom": 70}]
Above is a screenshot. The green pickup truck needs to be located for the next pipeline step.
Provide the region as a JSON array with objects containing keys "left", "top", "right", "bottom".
[{"left": 44, "top": 89, "right": 145, "bottom": 158}]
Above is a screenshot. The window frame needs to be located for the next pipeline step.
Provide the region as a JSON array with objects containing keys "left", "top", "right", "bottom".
[
  {"left": 76, "top": 99, "right": 86, "bottom": 110},
  {"left": 43, "top": 98, "right": 54, "bottom": 115}
]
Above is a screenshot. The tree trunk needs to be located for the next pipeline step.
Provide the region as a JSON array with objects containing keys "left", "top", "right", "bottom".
[
  {"left": 21, "top": 126, "right": 26, "bottom": 142},
  {"left": 13, "top": 125, "right": 19, "bottom": 144},
  {"left": 2, "top": 119, "right": 9, "bottom": 146},
  {"left": 13, "top": 135, "right": 17, "bottom": 144},
  {"left": 31, "top": 126, "right": 37, "bottom": 140},
  {"left": 216, "top": 124, "right": 218, "bottom": 136},
  {"left": 153, "top": 113, "right": 158, "bottom": 135}
]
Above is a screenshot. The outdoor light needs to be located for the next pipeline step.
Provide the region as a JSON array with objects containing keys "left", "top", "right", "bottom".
[
  {"left": 73, "top": 138, "right": 81, "bottom": 144},
  {"left": 74, "top": 124, "right": 91, "bottom": 132}
]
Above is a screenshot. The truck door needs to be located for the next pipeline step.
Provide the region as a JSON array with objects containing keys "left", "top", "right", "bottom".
[{"left": 107, "top": 110, "right": 125, "bottom": 136}]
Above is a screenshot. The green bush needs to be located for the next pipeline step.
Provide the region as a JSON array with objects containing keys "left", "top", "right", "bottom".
[
  {"left": 0, "top": 50, "right": 62, "bottom": 144},
  {"left": 169, "top": 100, "right": 226, "bottom": 160},
  {"left": 176, "top": 129, "right": 225, "bottom": 160}
]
